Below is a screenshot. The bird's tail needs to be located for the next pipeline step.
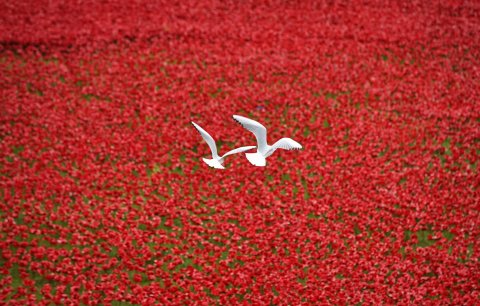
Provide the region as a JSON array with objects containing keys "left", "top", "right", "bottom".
[
  {"left": 202, "top": 158, "right": 225, "bottom": 169},
  {"left": 245, "top": 153, "right": 266, "bottom": 167}
]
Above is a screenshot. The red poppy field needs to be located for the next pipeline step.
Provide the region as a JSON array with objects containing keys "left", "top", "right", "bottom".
[{"left": 1, "top": 1, "right": 479, "bottom": 305}]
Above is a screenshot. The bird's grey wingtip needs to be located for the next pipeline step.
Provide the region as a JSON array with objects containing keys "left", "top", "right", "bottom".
[{"left": 191, "top": 121, "right": 201, "bottom": 133}]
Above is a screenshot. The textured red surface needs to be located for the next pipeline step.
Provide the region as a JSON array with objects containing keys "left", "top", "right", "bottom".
[{"left": 1, "top": 1, "right": 479, "bottom": 304}]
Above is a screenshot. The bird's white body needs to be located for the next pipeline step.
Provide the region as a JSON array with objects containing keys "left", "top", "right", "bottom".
[
  {"left": 202, "top": 157, "right": 225, "bottom": 169},
  {"left": 233, "top": 115, "right": 302, "bottom": 167},
  {"left": 245, "top": 152, "right": 267, "bottom": 167},
  {"left": 191, "top": 121, "right": 255, "bottom": 169}
]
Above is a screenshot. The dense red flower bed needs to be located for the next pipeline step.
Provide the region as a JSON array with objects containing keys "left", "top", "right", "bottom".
[{"left": 1, "top": 0, "right": 479, "bottom": 304}]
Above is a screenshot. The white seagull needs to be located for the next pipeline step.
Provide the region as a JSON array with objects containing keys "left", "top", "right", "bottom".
[
  {"left": 191, "top": 121, "right": 256, "bottom": 169},
  {"left": 232, "top": 115, "right": 302, "bottom": 166}
]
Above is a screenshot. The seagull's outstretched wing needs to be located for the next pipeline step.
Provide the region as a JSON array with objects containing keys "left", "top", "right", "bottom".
[
  {"left": 232, "top": 115, "right": 268, "bottom": 152},
  {"left": 221, "top": 146, "right": 256, "bottom": 159},
  {"left": 191, "top": 121, "right": 219, "bottom": 159},
  {"left": 270, "top": 138, "right": 302, "bottom": 154}
]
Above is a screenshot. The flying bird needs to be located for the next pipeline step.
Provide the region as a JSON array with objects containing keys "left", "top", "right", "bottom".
[
  {"left": 191, "top": 121, "right": 256, "bottom": 169},
  {"left": 232, "top": 115, "right": 302, "bottom": 166}
]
